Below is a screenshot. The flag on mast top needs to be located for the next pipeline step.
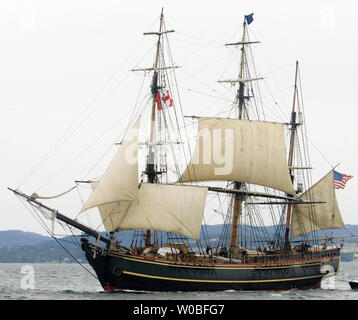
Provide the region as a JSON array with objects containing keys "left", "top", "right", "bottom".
[{"left": 245, "top": 13, "right": 254, "bottom": 25}]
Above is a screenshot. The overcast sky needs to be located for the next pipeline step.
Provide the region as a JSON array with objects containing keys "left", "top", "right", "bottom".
[{"left": 1, "top": 0, "right": 357, "bottom": 235}]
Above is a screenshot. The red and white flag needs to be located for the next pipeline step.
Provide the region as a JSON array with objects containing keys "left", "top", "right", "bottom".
[
  {"left": 157, "top": 90, "right": 173, "bottom": 110},
  {"left": 162, "top": 90, "right": 173, "bottom": 107}
]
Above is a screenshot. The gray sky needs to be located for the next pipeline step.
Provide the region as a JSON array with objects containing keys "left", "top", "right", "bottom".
[{"left": 1, "top": 0, "right": 358, "bottom": 235}]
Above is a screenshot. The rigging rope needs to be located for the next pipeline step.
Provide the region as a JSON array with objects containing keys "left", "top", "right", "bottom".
[{"left": 30, "top": 185, "right": 78, "bottom": 200}]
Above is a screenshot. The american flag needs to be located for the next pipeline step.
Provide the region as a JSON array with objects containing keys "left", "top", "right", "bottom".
[{"left": 333, "top": 170, "right": 353, "bottom": 189}]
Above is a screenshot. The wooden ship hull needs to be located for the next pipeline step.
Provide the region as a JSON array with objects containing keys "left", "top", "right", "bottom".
[{"left": 81, "top": 238, "right": 341, "bottom": 291}]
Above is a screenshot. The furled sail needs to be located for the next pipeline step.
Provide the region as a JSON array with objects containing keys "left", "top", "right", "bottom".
[
  {"left": 90, "top": 183, "right": 208, "bottom": 239},
  {"left": 179, "top": 117, "right": 295, "bottom": 195},
  {"left": 80, "top": 118, "right": 140, "bottom": 213},
  {"left": 290, "top": 170, "right": 344, "bottom": 239}
]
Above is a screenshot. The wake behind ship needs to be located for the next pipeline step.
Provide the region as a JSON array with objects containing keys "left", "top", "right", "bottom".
[{"left": 9, "top": 10, "right": 353, "bottom": 292}]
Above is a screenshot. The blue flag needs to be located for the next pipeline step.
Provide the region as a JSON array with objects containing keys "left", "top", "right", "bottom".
[{"left": 245, "top": 13, "right": 254, "bottom": 25}]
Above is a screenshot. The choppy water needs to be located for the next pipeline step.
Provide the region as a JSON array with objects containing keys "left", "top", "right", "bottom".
[{"left": 0, "top": 261, "right": 357, "bottom": 300}]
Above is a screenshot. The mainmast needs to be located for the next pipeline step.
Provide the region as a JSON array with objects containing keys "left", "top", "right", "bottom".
[
  {"left": 284, "top": 61, "right": 300, "bottom": 248},
  {"left": 230, "top": 18, "right": 246, "bottom": 249},
  {"left": 221, "top": 14, "right": 260, "bottom": 251}
]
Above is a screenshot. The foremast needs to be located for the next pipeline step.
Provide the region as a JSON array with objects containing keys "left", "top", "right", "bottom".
[
  {"left": 145, "top": 9, "right": 164, "bottom": 247},
  {"left": 134, "top": 9, "right": 176, "bottom": 247}
]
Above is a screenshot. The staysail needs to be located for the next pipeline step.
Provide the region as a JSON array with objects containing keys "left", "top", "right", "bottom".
[
  {"left": 290, "top": 170, "right": 344, "bottom": 239},
  {"left": 81, "top": 118, "right": 209, "bottom": 240},
  {"left": 179, "top": 117, "right": 295, "bottom": 195}
]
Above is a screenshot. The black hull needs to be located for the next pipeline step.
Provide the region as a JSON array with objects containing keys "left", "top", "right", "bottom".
[
  {"left": 349, "top": 281, "right": 358, "bottom": 289},
  {"left": 81, "top": 240, "right": 341, "bottom": 292}
]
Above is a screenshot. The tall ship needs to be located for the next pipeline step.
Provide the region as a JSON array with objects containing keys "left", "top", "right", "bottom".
[{"left": 9, "top": 11, "right": 353, "bottom": 291}]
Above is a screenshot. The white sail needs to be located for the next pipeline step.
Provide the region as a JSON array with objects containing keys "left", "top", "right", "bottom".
[
  {"left": 87, "top": 182, "right": 131, "bottom": 232},
  {"left": 91, "top": 183, "right": 208, "bottom": 239},
  {"left": 179, "top": 117, "right": 295, "bottom": 195},
  {"left": 80, "top": 118, "right": 140, "bottom": 213},
  {"left": 290, "top": 170, "right": 344, "bottom": 239},
  {"left": 80, "top": 115, "right": 208, "bottom": 239}
]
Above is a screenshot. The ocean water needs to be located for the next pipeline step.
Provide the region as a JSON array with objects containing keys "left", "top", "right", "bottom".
[{"left": 0, "top": 261, "right": 357, "bottom": 300}]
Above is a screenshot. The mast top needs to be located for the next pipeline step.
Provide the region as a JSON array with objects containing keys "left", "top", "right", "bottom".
[
  {"left": 218, "top": 13, "right": 260, "bottom": 86},
  {"left": 131, "top": 9, "right": 177, "bottom": 73}
]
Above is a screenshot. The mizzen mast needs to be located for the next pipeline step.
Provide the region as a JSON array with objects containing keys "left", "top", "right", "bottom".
[{"left": 284, "top": 60, "right": 300, "bottom": 248}]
